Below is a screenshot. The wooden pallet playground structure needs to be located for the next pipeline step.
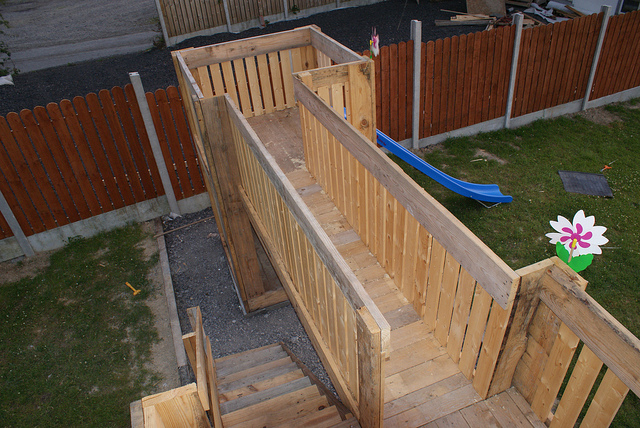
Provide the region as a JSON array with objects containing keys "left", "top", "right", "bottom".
[{"left": 136, "top": 26, "right": 640, "bottom": 427}]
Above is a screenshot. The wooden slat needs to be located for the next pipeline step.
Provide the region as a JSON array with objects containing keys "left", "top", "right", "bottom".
[
  {"left": 539, "top": 264, "right": 640, "bottom": 398},
  {"left": 580, "top": 368, "right": 629, "bottom": 428},
  {"left": 459, "top": 285, "right": 492, "bottom": 378},
  {"left": 550, "top": 345, "right": 603, "bottom": 428},
  {"left": 245, "top": 56, "right": 264, "bottom": 116},
  {"left": 446, "top": 268, "right": 475, "bottom": 363},
  {"left": 309, "top": 27, "right": 363, "bottom": 64},
  {"left": 181, "top": 27, "right": 312, "bottom": 68}
]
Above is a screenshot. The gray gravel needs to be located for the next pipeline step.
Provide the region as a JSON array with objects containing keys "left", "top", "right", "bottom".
[{"left": 162, "top": 207, "right": 336, "bottom": 393}]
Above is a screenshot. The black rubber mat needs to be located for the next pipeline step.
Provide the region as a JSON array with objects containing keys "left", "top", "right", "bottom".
[{"left": 558, "top": 170, "right": 613, "bottom": 197}]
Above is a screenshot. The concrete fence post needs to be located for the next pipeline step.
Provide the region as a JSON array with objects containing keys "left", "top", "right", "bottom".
[
  {"left": 615, "top": 0, "right": 624, "bottom": 14},
  {"left": 0, "top": 190, "right": 34, "bottom": 257},
  {"left": 129, "top": 72, "right": 182, "bottom": 215},
  {"left": 153, "top": 0, "right": 171, "bottom": 47},
  {"left": 222, "top": 0, "right": 233, "bottom": 33},
  {"left": 582, "top": 5, "right": 612, "bottom": 111},
  {"left": 411, "top": 20, "right": 422, "bottom": 149},
  {"left": 504, "top": 13, "right": 524, "bottom": 129},
  {"left": 283, "top": 0, "right": 289, "bottom": 20}
]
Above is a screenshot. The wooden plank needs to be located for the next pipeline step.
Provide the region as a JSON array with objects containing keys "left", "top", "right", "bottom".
[
  {"left": 468, "top": 33, "right": 482, "bottom": 127},
  {"left": 245, "top": 57, "right": 264, "bottom": 116},
  {"left": 205, "top": 336, "right": 223, "bottom": 427},
  {"left": 357, "top": 307, "right": 384, "bottom": 428},
  {"left": 550, "top": 345, "right": 602, "bottom": 428},
  {"left": 434, "top": 252, "right": 462, "bottom": 346},
  {"left": 192, "top": 307, "right": 210, "bottom": 411},
  {"left": 257, "top": 54, "right": 275, "bottom": 114},
  {"left": 432, "top": 38, "right": 444, "bottom": 135},
  {"left": 201, "top": 96, "right": 265, "bottom": 305},
  {"left": 485, "top": 391, "right": 534, "bottom": 428},
  {"left": 539, "top": 264, "right": 640, "bottom": 398},
  {"left": 530, "top": 322, "right": 580, "bottom": 421},
  {"left": 389, "top": 43, "right": 399, "bottom": 140},
  {"left": 453, "top": 34, "right": 466, "bottom": 131},
  {"left": 386, "top": 335, "right": 446, "bottom": 377},
  {"left": 580, "top": 368, "right": 629, "bottom": 428},
  {"left": 293, "top": 76, "right": 519, "bottom": 308},
  {"left": 398, "top": 41, "right": 407, "bottom": 141},
  {"left": 309, "top": 27, "right": 363, "bottom": 64},
  {"left": 280, "top": 50, "right": 296, "bottom": 108},
  {"left": 458, "top": 285, "right": 492, "bottom": 378},
  {"left": 413, "top": 226, "right": 432, "bottom": 318},
  {"left": 445, "top": 35, "right": 458, "bottom": 133},
  {"left": 232, "top": 59, "right": 252, "bottom": 116},
  {"left": 221, "top": 60, "right": 239, "bottom": 107},
  {"left": 180, "top": 26, "right": 311, "bottom": 68},
  {"left": 446, "top": 268, "right": 476, "bottom": 363},
  {"left": 268, "top": 52, "right": 286, "bottom": 110},
  {"left": 151, "top": 387, "right": 212, "bottom": 428},
  {"left": 220, "top": 376, "right": 312, "bottom": 414},
  {"left": 487, "top": 259, "right": 553, "bottom": 397},
  {"left": 385, "top": 353, "right": 462, "bottom": 402},
  {"left": 424, "top": 239, "right": 447, "bottom": 330},
  {"left": 219, "top": 364, "right": 302, "bottom": 400}
]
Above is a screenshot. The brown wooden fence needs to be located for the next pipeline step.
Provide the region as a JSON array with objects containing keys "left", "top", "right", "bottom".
[
  {"left": 0, "top": 85, "right": 205, "bottom": 240},
  {"left": 369, "top": 10, "right": 640, "bottom": 143},
  {"left": 157, "top": 0, "right": 380, "bottom": 45}
]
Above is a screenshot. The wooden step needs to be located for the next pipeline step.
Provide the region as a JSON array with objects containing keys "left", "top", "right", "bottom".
[
  {"left": 220, "top": 376, "right": 313, "bottom": 414},
  {"left": 215, "top": 343, "right": 288, "bottom": 378}
]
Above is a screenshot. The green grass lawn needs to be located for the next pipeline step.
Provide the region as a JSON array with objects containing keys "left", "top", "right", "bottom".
[
  {"left": 0, "top": 224, "right": 161, "bottom": 427},
  {"left": 394, "top": 102, "right": 640, "bottom": 426}
]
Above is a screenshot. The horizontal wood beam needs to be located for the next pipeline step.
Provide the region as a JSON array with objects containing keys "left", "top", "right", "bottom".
[
  {"left": 309, "top": 26, "right": 364, "bottom": 64},
  {"left": 540, "top": 264, "right": 640, "bottom": 398},
  {"left": 178, "top": 26, "right": 313, "bottom": 69},
  {"left": 223, "top": 94, "right": 390, "bottom": 339},
  {"left": 293, "top": 75, "right": 518, "bottom": 309}
]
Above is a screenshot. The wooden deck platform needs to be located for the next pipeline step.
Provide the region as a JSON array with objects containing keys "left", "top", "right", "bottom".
[{"left": 247, "top": 108, "right": 544, "bottom": 427}]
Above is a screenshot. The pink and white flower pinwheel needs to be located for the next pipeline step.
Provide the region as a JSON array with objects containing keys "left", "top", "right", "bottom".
[
  {"left": 546, "top": 210, "right": 608, "bottom": 257},
  {"left": 370, "top": 27, "right": 379, "bottom": 58}
]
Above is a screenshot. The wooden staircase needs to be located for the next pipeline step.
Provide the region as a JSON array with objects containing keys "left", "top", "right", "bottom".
[
  {"left": 132, "top": 307, "right": 358, "bottom": 428},
  {"left": 216, "top": 343, "right": 359, "bottom": 427}
]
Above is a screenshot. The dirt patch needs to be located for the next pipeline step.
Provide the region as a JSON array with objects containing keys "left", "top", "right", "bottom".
[
  {"left": 0, "top": 250, "right": 52, "bottom": 284},
  {"left": 575, "top": 107, "right": 622, "bottom": 126},
  {"left": 139, "top": 220, "right": 180, "bottom": 393},
  {"left": 474, "top": 148, "right": 508, "bottom": 165},
  {"left": 415, "top": 143, "right": 448, "bottom": 155}
]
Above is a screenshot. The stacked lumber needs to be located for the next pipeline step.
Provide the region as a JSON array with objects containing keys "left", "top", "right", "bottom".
[{"left": 435, "top": 13, "right": 494, "bottom": 26}]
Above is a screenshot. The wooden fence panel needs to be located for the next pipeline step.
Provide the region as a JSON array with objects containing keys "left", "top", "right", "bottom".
[
  {"left": 0, "top": 85, "right": 205, "bottom": 238},
  {"left": 592, "top": 10, "right": 640, "bottom": 100}
]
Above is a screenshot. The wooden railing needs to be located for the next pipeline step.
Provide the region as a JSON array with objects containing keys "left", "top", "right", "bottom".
[
  {"left": 294, "top": 63, "right": 521, "bottom": 400},
  {"left": 487, "top": 257, "right": 640, "bottom": 427},
  {"left": 220, "top": 94, "right": 388, "bottom": 424}
]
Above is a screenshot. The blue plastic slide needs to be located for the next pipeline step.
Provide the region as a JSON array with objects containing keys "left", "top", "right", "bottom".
[{"left": 376, "top": 129, "right": 513, "bottom": 204}]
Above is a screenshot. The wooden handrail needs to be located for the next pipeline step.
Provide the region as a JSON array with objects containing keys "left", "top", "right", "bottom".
[
  {"left": 292, "top": 72, "right": 519, "bottom": 309},
  {"left": 177, "top": 26, "right": 313, "bottom": 69},
  {"left": 539, "top": 264, "right": 640, "bottom": 397}
]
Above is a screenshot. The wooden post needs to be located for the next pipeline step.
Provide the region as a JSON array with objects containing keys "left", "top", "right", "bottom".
[
  {"left": 504, "top": 13, "right": 524, "bottom": 129},
  {"left": 153, "top": 0, "right": 171, "bottom": 47},
  {"left": 357, "top": 307, "right": 384, "bottom": 428},
  {"left": 486, "top": 259, "right": 554, "bottom": 396},
  {"left": 0, "top": 189, "right": 34, "bottom": 257},
  {"left": 411, "top": 20, "right": 422, "bottom": 149},
  {"left": 221, "top": 0, "right": 233, "bottom": 33},
  {"left": 200, "top": 96, "right": 266, "bottom": 309},
  {"left": 582, "top": 6, "right": 612, "bottom": 111},
  {"left": 129, "top": 72, "right": 181, "bottom": 215},
  {"left": 347, "top": 61, "right": 377, "bottom": 143}
]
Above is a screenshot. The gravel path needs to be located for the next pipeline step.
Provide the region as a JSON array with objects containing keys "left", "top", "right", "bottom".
[
  {"left": 0, "top": 0, "right": 481, "bottom": 115},
  {"left": 162, "top": 208, "right": 335, "bottom": 390}
]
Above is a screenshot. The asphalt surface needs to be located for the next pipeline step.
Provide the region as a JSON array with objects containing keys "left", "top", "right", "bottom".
[{"left": 0, "top": 0, "right": 483, "bottom": 116}]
